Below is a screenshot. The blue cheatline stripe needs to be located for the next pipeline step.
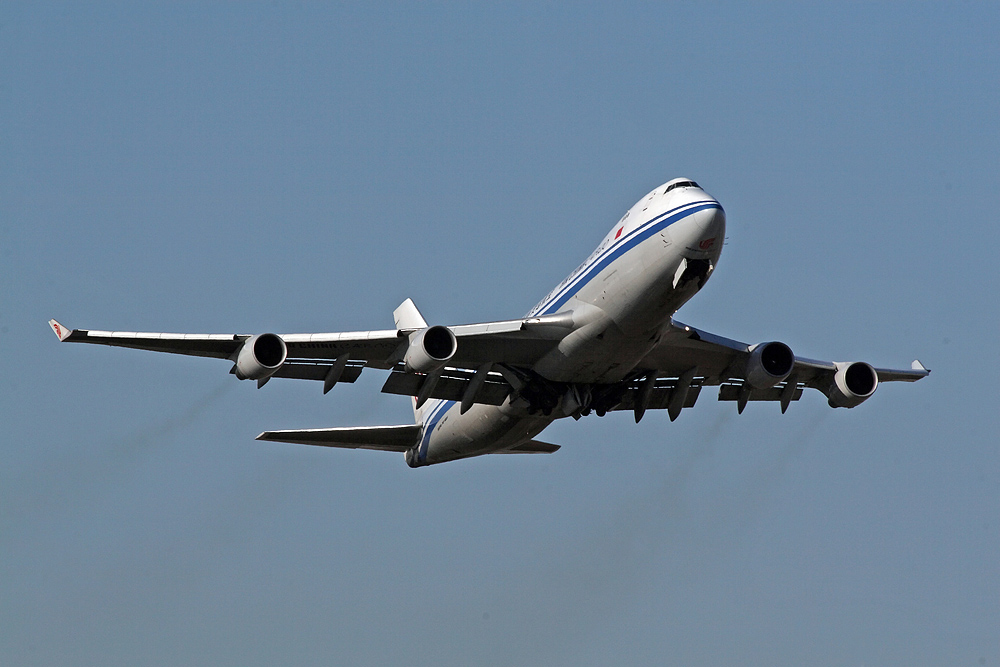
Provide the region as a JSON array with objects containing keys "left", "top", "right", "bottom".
[
  {"left": 528, "top": 199, "right": 707, "bottom": 316},
  {"left": 533, "top": 200, "right": 722, "bottom": 316},
  {"left": 418, "top": 398, "right": 455, "bottom": 461}
]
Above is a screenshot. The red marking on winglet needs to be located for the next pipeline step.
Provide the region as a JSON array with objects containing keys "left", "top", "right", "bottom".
[
  {"left": 50, "top": 320, "right": 70, "bottom": 341},
  {"left": 615, "top": 227, "right": 623, "bottom": 240}
]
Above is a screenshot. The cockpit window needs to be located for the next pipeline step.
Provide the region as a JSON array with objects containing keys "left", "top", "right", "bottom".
[{"left": 665, "top": 180, "right": 699, "bottom": 193}]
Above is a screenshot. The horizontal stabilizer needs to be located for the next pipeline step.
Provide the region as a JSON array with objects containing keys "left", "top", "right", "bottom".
[
  {"left": 496, "top": 439, "right": 561, "bottom": 454},
  {"left": 256, "top": 424, "right": 421, "bottom": 452}
]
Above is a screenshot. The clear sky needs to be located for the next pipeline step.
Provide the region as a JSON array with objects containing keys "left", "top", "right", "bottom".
[{"left": 2, "top": 3, "right": 998, "bottom": 665}]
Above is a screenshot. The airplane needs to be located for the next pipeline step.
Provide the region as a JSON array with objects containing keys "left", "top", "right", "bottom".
[{"left": 49, "top": 178, "right": 929, "bottom": 467}]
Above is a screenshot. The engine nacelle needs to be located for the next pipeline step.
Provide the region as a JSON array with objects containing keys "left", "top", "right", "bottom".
[
  {"left": 235, "top": 333, "right": 287, "bottom": 381},
  {"left": 826, "top": 361, "right": 878, "bottom": 408},
  {"left": 745, "top": 341, "right": 794, "bottom": 389},
  {"left": 403, "top": 325, "right": 458, "bottom": 374}
]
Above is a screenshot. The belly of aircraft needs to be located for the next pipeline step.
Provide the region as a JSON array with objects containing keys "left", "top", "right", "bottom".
[{"left": 421, "top": 402, "right": 554, "bottom": 465}]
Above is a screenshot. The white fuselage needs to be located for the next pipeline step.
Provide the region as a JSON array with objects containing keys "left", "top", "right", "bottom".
[{"left": 409, "top": 180, "right": 726, "bottom": 466}]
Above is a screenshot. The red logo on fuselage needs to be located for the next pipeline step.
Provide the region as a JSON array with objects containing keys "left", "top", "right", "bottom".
[
  {"left": 615, "top": 227, "right": 623, "bottom": 240},
  {"left": 698, "top": 237, "right": 716, "bottom": 250}
]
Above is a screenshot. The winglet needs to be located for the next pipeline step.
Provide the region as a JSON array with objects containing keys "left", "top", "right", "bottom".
[
  {"left": 49, "top": 319, "right": 73, "bottom": 341},
  {"left": 911, "top": 359, "right": 929, "bottom": 373}
]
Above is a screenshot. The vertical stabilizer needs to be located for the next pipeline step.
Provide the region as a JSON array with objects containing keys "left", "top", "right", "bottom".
[
  {"left": 393, "top": 298, "right": 432, "bottom": 424},
  {"left": 393, "top": 298, "right": 428, "bottom": 330}
]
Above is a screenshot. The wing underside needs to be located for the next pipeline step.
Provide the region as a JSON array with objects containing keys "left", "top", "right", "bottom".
[
  {"left": 629, "top": 319, "right": 929, "bottom": 416},
  {"left": 47, "top": 313, "right": 567, "bottom": 407}
]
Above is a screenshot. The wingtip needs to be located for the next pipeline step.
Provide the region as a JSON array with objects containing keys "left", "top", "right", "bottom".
[
  {"left": 49, "top": 319, "right": 72, "bottom": 341},
  {"left": 911, "top": 359, "right": 930, "bottom": 373}
]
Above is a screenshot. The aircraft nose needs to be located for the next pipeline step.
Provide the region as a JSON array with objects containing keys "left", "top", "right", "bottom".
[
  {"left": 675, "top": 203, "right": 725, "bottom": 255},
  {"left": 700, "top": 204, "right": 726, "bottom": 244}
]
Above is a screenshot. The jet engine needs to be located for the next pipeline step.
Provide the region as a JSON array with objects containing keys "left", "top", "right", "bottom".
[
  {"left": 826, "top": 361, "right": 878, "bottom": 408},
  {"left": 403, "top": 325, "right": 458, "bottom": 374},
  {"left": 234, "top": 333, "right": 287, "bottom": 381},
  {"left": 745, "top": 341, "right": 794, "bottom": 389}
]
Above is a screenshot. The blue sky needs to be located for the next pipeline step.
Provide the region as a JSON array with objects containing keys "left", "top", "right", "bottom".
[{"left": 2, "top": 3, "right": 998, "bottom": 665}]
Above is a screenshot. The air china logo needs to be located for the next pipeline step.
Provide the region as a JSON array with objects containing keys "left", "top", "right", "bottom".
[{"left": 698, "top": 237, "right": 716, "bottom": 251}]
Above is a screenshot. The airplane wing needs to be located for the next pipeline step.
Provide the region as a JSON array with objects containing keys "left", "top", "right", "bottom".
[
  {"left": 631, "top": 319, "right": 929, "bottom": 417},
  {"left": 47, "top": 308, "right": 569, "bottom": 398},
  {"left": 47, "top": 317, "right": 566, "bottom": 367}
]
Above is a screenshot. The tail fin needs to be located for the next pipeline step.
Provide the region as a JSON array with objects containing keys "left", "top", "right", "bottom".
[
  {"left": 393, "top": 298, "right": 432, "bottom": 423},
  {"left": 393, "top": 298, "right": 428, "bottom": 330}
]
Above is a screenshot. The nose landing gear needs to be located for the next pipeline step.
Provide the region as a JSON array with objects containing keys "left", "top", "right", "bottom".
[{"left": 672, "top": 258, "right": 713, "bottom": 291}]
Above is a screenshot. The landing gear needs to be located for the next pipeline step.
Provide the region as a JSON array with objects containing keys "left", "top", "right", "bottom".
[{"left": 504, "top": 368, "right": 629, "bottom": 419}]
